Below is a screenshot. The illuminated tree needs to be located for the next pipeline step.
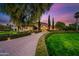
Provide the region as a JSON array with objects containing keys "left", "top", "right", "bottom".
[{"left": 52, "top": 17, "right": 54, "bottom": 30}]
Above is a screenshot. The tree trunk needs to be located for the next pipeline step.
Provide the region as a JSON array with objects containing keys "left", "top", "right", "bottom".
[
  {"left": 76, "top": 18, "right": 78, "bottom": 31},
  {"left": 38, "top": 18, "right": 41, "bottom": 31}
]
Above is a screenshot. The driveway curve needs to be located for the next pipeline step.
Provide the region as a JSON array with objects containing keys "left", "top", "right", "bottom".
[{"left": 0, "top": 32, "right": 45, "bottom": 56}]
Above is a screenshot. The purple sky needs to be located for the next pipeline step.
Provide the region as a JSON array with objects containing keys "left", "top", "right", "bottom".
[
  {"left": 41, "top": 3, "right": 79, "bottom": 25},
  {"left": 0, "top": 3, "right": 79, "bottom": 25},
  {"left": 0, "top": 12, "right": 11, "bottom": 24}
]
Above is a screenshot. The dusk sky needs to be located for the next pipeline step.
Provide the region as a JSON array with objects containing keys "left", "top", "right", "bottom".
[
  {"left": 41, "top": 3, "right": 79, "bottom": 25},
  {"left": 0, "top": 12, "right": 10, "bottom": 24},
  {"left": 0, "top": 3, "right": 79, "bottom": 25}
]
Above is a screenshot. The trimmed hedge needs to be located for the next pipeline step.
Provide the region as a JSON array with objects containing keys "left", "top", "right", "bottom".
[{"left": 0, "top": 31, "right": 31, "bottom": 41}]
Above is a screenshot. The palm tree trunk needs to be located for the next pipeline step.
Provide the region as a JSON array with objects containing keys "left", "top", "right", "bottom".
[{"left": 38, "top": 18, "right": 41, "bottom": 31}]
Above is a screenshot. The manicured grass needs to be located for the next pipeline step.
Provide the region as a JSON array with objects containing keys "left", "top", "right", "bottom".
[{"left": 45, "top": 32, "right": 79, "bottom": 56}]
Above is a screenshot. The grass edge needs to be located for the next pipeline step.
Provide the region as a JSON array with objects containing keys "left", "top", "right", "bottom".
[{"left": 35, "top": 32, "right": 49, "bottom": 56}]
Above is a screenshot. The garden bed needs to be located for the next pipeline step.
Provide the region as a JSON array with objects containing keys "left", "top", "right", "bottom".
[{"left": 0, "top": 31, "right": 31, "bottom": 41}]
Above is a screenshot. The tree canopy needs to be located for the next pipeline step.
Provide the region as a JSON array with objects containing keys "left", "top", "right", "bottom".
[
  {"left": 0, "top": 3, "right": 52, "bottom": 27},
  {"left": 55, "top": 22, "right": 66, "bottom": 30}
]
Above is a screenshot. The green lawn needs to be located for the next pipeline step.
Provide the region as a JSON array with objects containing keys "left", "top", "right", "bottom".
[{"left": 45, "top": 32, "right": 79, "bottom": 56}]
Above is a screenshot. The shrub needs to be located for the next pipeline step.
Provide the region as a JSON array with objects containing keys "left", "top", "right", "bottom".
[{"left": 0, "top": 31, "right": 31, "bottom": 41}]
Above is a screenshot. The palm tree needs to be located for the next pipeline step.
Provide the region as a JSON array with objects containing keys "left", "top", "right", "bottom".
[
  {"left": 3, "top": 4, "right": 32, "bottom": 31},
  {"left": 30, "top": 4, "right": 52, "bottom": 31},
  {"left": 2, "top": 3, "right": 52, "bottom": 31},
  {"left": 74, "top": 12, "right": 79, "bottom": 31},
  {"left": 3, "top": 4, "right": 25, "bottom": 31}
]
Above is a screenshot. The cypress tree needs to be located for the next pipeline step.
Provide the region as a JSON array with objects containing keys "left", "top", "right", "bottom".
[
  {"left": 48, "top": 15, "right": 51, "bottom": 30},
  {"left": 52, "top": 17, "right": 54, "bottom": 30}
]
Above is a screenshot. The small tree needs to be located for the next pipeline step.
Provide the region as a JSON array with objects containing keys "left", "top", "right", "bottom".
[
  {"left": 68, "top": 24, "right": 76, "bottom": 31},
  {"left": 74, "top": 12, "right": 79, "bottom": 31},
  {"left": 55, "top": 22, "right": 66, "bottom": 30}
]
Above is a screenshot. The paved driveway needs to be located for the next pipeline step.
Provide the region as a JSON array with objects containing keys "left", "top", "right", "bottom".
[{"left": 0, "top": 32, "right": 45, "bottom": 56}]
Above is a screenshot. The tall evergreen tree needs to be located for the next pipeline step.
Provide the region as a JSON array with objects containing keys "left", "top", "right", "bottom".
[
  {"left": 31, "top": 4, "right": 52, "bottom": 31},
  {"left": 48, "top": 15, "right": 51, "bottom": 30},
  {"left": 52, "top": 17, "right": 54, "bottom": 30}
]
